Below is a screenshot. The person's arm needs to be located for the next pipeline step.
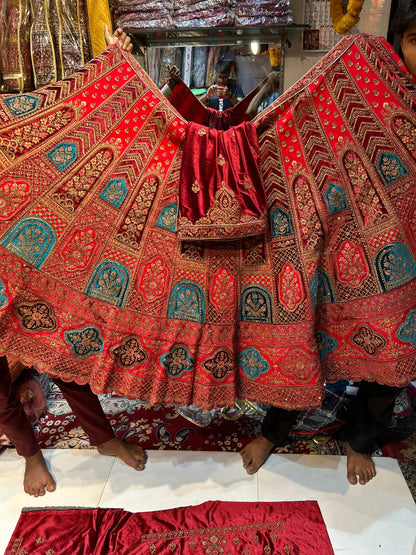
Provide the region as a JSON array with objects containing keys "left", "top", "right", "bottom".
[
  {"left": 245, "top": 71, "right": 280, "bottom": 118},
  {"left": 161, "top": 64, "right": 181, "bottom": 98},
  {"left": 103, "top": 24, "right": 133, "bottom": 53}
]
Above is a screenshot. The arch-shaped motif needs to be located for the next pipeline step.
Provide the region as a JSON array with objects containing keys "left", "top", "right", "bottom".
[
  {"left": 99, "top": 179, "right": 128, "bottom": 208},
  {"left": 240, "top": 285, "right": 273, "bottom": 323},
  {"left": 168, "top": 280, "right": 205, "bottom": 322},
  {"left": 324, "top": 183, "right": 347, "bottom": 214},
  {"left": 86, "top": 260, "right": 130, "bottom": 307},
  {"left": 46, "top": 142, "right": 77, "bottom": 171},
  {"left": 377, "top": 152, "right": 408, "bottom": 185},
  {"left": 1, "top": 217, "right": 55, "bottom": 268},
  {"left": 157, "top": 203, "right": 177, "bottom": 232},
  {"left": 310, "top": 269, "right": 334, "bottom": 309},
  {"left": 375, "top": 242, "right": 416, "bottom": 291},
  {"left": 5, "top": 94, "right": 39, "bottom": 116},
  {"left": 269, "top": 206, "right": 292, "bottom": 237},
  {"left": 396, "top": 309, "right": 416, "bottom": 348}
]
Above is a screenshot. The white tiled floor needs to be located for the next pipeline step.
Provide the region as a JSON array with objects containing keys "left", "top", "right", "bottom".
[{"left": 1, "top": 448, "right": 415, "bottom": 554}]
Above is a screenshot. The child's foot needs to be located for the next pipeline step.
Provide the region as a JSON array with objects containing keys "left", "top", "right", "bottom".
[
  {"left": 24, "top": 451, "right": 56, "bottom": 497},
  {"left": 240, "top": 436, "right": 275, "bottom": 475},
  {"left": 346, "top": 442, "right": 376, "bottom": 485},
  {"left": 97, "top": 438, "right": 147, "bottom": 470}
]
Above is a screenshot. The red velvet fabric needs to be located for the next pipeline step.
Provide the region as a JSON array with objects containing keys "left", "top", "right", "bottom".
[
  {"left": 5, "top": 500, "right": 334, "bottom": 554},
  {"left": 178, "top": 121, "right": 267, "bottom": 240}
]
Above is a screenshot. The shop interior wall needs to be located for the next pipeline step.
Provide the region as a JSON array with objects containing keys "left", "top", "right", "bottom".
[{"left": 283, "top": 0, "right": 393, "bottom": 91}]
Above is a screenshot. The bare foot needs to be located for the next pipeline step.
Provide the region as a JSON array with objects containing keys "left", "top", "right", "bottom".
[
  {"left": 346, "top": 442, "right": 376, "bottom": 485},
  {"left": 97, "top": 438, "right": 147, "bottom": 471},
  {"left": 24, "top": 451, "right": 56, "bottom": 497},
  {"left": 240, "top": 436, "right": 275, "bottom": 475}
]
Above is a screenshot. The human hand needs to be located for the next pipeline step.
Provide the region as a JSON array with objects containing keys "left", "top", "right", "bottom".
[
  {"left": 206, "top": 85, "right": 217, "bottom": 98},
  {"left": 104, "top": 25, "right": 133, "bottom": 53},
  {"left": 217, "top": 85, "right": 229, "bottom": 99},
  {"left": 167, "top": 64, "right": 181, "bottom": 82}
]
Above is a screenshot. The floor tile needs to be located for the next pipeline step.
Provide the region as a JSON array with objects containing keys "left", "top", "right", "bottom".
[
  {"left": 257, "top": 454, "right": 416, "bottom": 555},
  {"left": 99, "top": 450, "right": 258, "bottom": 511}
]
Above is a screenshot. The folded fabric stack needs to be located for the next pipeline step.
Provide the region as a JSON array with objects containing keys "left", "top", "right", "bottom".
[
  {"left": 235, "top": 0, "right": 292, "bottom": 26},
  {"left": 173, "top": 0, "right": 234, "bottom": 28},
  {"left": 116, "top": 1, "right": 174, "bottom": 30}
]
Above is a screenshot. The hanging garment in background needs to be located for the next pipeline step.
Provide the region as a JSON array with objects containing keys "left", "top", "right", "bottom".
[{"left": 0, "top": 35, "right": 416, "bottom": 410}]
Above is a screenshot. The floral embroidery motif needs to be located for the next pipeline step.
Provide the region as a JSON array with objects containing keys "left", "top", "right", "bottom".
[
  {"left": 168, "top": 281, "right": 205, "bottom": 322},
  {"left": 377, "top": 152, "right": 408, "bottom": 184},
  {"left": 243, "top": 176, "right": 252, "bottom": 190},
  {"left": 109, "top": 336, "right": 149, "bottom": 370},
  {"left": 336, "top": 241, "right": 369, "bottom": 288},
  {"left": 396, "top": 310, "right": 416, "bottom": 348},
  {"left": 392, "top": 114, "right": 416, "bottom": 157},
  {"left": 210, "top": 269, "right": 235, "bottom": 313},
  {"left": 279, "top": 349, "right": 318, "bottom": 383},
  {"left": 202, "top": 348, "right": 234, "bottom": 381},
  {"left": 375, "top": 242, "right": 416, "bottom": 291},
  {"left": 350, "top": 324, "right": 387, "bottom": 357},
  {"left": 99, "top": 179, "right": 127, "bottom": 208},
  {"left": 279, "top": 264, "right": 304, "bottom": 312},
  {"left": 61, "top": 229, "right": 97, "bottom": 271},
  {"left": 0, "top": 181, "right": 31, "bottom": 220},
  {"left": 217, "top": 154, "right": 225, "bottom": 166},
  {"left": 160, "top": 344, "right": 194, "bottom": 378},
  {"left": 157, "top": 204, "right": 177, "bottom": 232},
  {"left": 139, "top": 258, "right": 168, "bottom": 302},
  {"left": 270, "top": 207, "right": 292, "bottom": 237},
  {"left": 192, "top": 180, "right": 200, "bottom": 193},
  {"left": 46, "top": 142, "right": 77, "bottom": 171},
  {"left": 293, "top": 175, "right": 323, "bottom": 250},
  {"left": 237, "top": 347, "right": 270, "bottom": 379},
  {"left": 324, "top": 183, "right": 347, "bottom": 214},
  {"left": 64, "top": 325, "right": 104, "bottom": 358},
  {"left": 86, "top": 261, "right": 130, "bottom": 307},
  {"left": 4, "top": 94, "right": 38, "bottom": 116},
  {"left": 0, "top": 278, "right": 8, "bottom": 309},
  {"left": 241, "top": 286, "right": 273, "bottom": 323},
  {"left": 1, "top": 217, "right": 55, "bottom": 268},
  {"left": 15, "top": 302, "right": 57, "bottom": 333},
  {"left": 315, "top": 330, "right": 338, "bottom": 360}
]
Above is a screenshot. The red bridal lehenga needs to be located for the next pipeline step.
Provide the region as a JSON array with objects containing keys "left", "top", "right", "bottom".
[{"left": 0, "top": 34, "right": 416, "bottom": 410}]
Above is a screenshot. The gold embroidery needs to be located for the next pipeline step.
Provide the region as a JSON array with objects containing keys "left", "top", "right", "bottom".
[
  {"left": 35, "top": 537, "right": 46, "bottom": 544},
  {"left": 192, "top": 179, "right": 200, "bottom": 193},
  {"left": 283, "top": 546, "right": 291, "bottom": 553},
  {"left": 197, "top": 128, "right": 207, "bottom": 136},
  {"left": 217, "top": 154, "right": 225, "bottom": 166},
  {"left": 243, "top": 176, "right": 252, "bottom": 190}
]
